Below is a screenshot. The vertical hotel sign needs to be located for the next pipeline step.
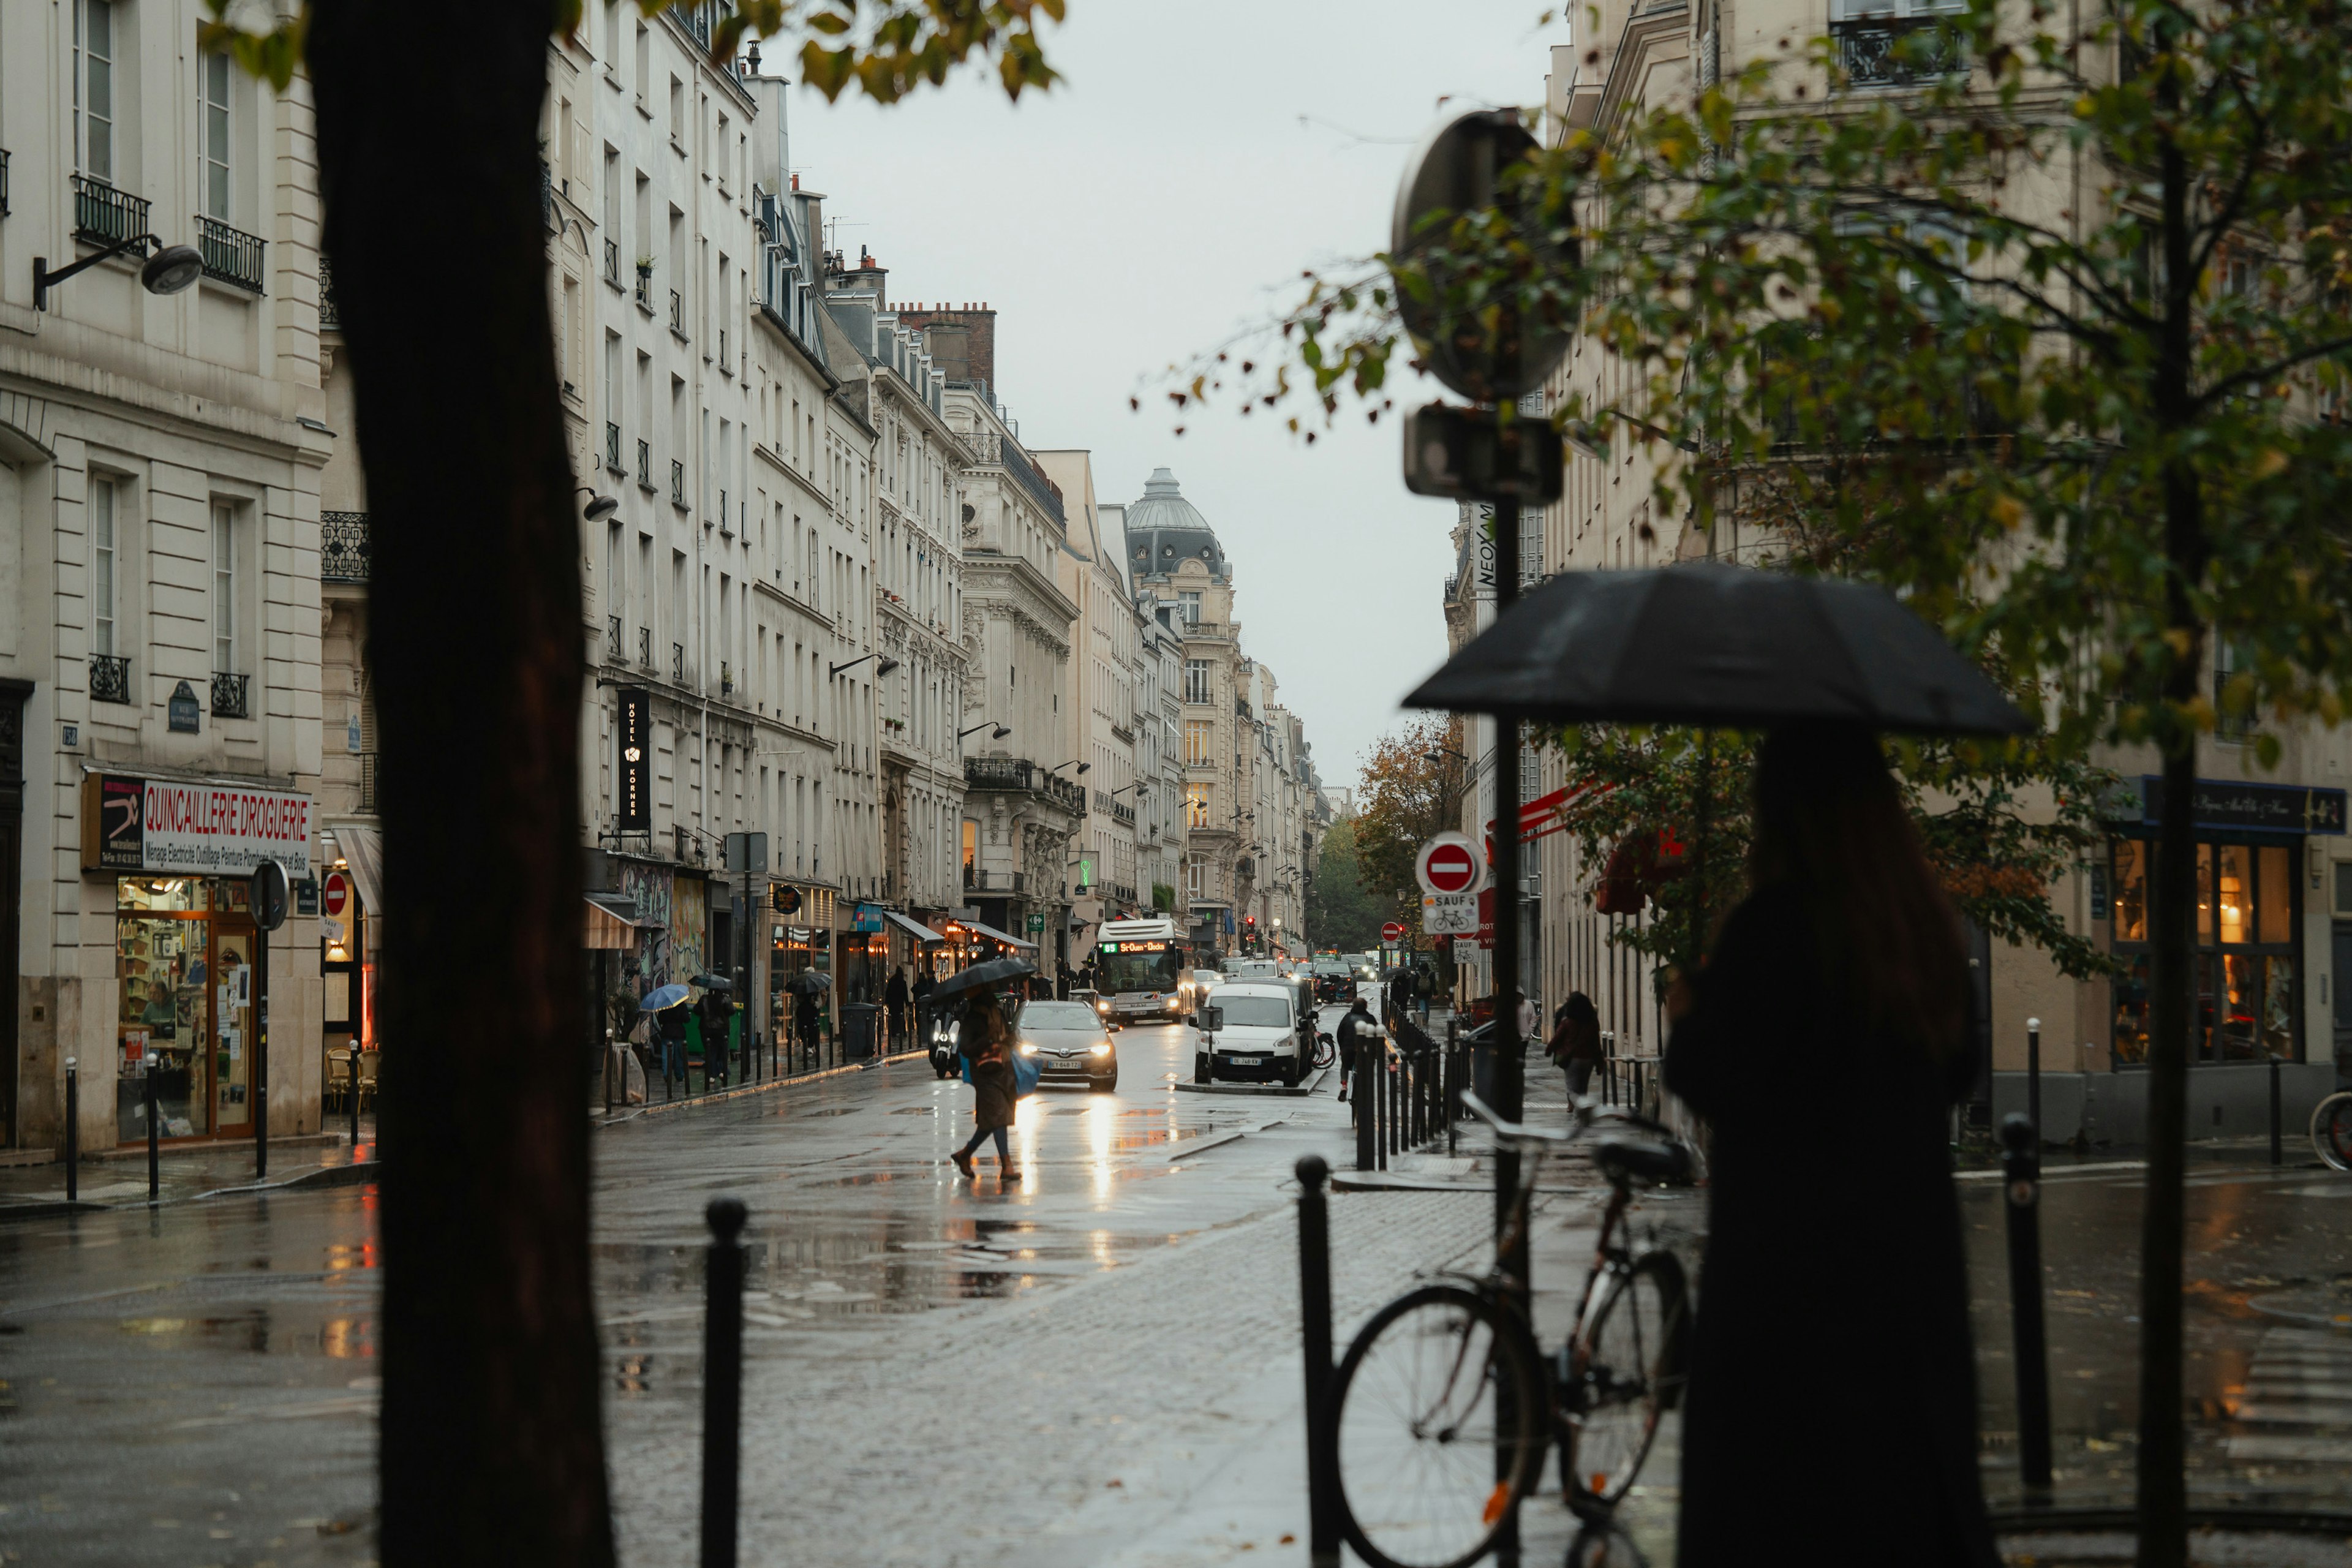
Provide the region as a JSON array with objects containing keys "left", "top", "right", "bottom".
[
  {"left": 83, "top": 774, "right": 314, "bottom": 875},
  {"left": 617, "top": 687, "right": 652, "bottom": 832}
]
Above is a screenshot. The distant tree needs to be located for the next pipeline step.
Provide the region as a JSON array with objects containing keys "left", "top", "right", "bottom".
[
  {"left": 1352, "top": 717, "right": 1467, "bottom": 947},
  {"left": 1306, "top": 818, "right": 1383, "bottom": 951}
]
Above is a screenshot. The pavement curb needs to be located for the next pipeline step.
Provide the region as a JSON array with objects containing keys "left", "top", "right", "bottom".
[
  {"left": 1173, "top": 1067, "right": 1330, "bottom": 1098},
  {"left": 0, "top": 1199, "right": 111, "bottom": 1224},
  {"left": 605, "top": 1048, "right": 928, "bottom": 1123},
  {"left": 192, "top": 1159, "right": 383, "bottom": 1202}
]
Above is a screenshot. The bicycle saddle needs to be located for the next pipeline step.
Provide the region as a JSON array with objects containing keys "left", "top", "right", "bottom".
[{"left": 1591, "top": 1134, "right": 1691, "bottom": 1188}]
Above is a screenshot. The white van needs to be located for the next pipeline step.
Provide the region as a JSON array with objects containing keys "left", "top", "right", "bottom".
[{"left": 1193, "top": 981, "right": 1303, "bottom": 1087}]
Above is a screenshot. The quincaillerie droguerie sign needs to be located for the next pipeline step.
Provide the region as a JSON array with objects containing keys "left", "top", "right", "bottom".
[{"left": 83, "top": 774, "right": 315, "bottom": 875}]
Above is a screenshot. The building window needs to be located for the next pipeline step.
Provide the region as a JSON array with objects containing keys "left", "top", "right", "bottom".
[
  {"left": 2109, "top": 835, "right": 2300, "bottom": 1065},
  {"left": 91, "top": 477, "right": 118, "bottom": 655},
  {"left": 1185, "top": 658, "right": 1212, "bottom": 706},
  {"left": 76, "top": 0, "right": 116, "bottom": 181},
  {"left": 1178, "top": 590, "right": 1200, "bottom": 625},
  {"left": 1185, "top": 856, "right": 1204, "bottom": 897},
  {"left": 1185, "top": 784, "right": 1212, "bottom": 830},
  {"left": 1183, "top": 720, "right": 1214, "bottom": 766},
  {"left": 213, "top": 502, "right": 237, "bottom": 674},
  {"left": 200, "top": 50, "right": 233, "bottom": 219}
]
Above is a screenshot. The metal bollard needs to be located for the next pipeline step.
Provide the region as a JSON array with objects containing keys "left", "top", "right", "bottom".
[
  {"left": 1355, "top": 1043, "right": 1376, "bottom": 1172},
  {"left": 146, "top": 1065, "right": 160, "bottom": 1204},
  {"left": 701, "top": 1197, "right": 748, "bottom": 1568},
  {"left": 1999, "top": 1114, "right": 2054, "bottom": 1494},
  {"left": 64, "top": 1060, "right": 78, "bottom": 1202},
  {"left": 2026, "top": 1017, "right": 2041, "bottom": 1145},
  {"left": 351, "top": 1049, "right": 363, "bottom": 1145},
  {"left": 2270, "top": 1054, "right": 2283, "bottom": 1166},
  {"left": 1295, "top": 1156, "right": 1340, "bottom": 1568}
]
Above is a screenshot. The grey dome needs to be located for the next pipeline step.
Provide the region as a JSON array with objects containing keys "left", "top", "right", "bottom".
[{"left": 1123, "top": 468, "right": 1228, "bottom": 584}]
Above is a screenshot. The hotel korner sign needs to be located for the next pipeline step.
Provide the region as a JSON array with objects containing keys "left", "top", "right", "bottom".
[{"left": 82, "top": 772, "right": 314, "bottom": 877}]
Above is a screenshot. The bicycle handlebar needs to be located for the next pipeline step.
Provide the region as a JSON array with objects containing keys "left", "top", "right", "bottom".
[{"left": 1457, "top": 1087, "right": 1573, "bottom": 1151}]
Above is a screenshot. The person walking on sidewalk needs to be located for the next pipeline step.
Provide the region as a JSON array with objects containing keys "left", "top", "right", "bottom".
[
  {"left": 793, "top": 985, "right": 821, "bottom": 1069},
  {"left": 1333, "top": 996, "right": 1376, "bottom": 1105},
  {"left": 884, "top": 966, "right": 911, "bottom": 1050},
  {"left": 912, "top": 967, "right": 936, "bottom": 1046},
  {"left": 1663, "top": 720, "right": 1997, "bottom": 1568},
  {"left": 950, "top": 990, "right": 1021, "bottom": 1182},
  {"left": 1548, "top": 992, "right": 1601, "bottom": 1099},
  {"left": 1385, "top": 965, "right": 1414, "bottom": 1027}
]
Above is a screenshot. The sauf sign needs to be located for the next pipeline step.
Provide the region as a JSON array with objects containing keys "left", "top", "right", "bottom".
[{"left": 82, "top": 773, "right": 314, "bottom": 876}]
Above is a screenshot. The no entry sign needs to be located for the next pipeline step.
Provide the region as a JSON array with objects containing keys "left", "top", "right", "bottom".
[
  {"left": 1381, "top": 921, "right": 1408, "bottom": 943},
  {"left": 322, "top": 870, "right": 350, "bottom": 919},
  {"left": 1415, "top": 831, "right": 1483, "bottom": 897}
]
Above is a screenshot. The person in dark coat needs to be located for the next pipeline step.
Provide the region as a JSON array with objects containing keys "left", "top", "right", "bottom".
[
  {"left": 1548, "top": 991, "right": 1602, "bottom": 1098},
  {"left": 950, "top": 992, "right": 1020, "bottom": 1181},
  {"left": 793, "top": 984, "right": 821, "bottom": 1066},
  {"left": 884, "top": 967, "right": 911, "bottom": 1049},
  {"left": 1333, "top": 997, "right": 1376, "bottom": 1106},
  {"left": 1662, "top": 721, "right": 1997, "bottom": 1568},
  {"left": 912, "top": 968, "right": 937, "bottom": 1043}
]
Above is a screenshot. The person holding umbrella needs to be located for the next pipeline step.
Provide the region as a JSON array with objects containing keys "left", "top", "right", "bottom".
[{"left": 791, "top": 973, "right": 823, "bottom": 1068}]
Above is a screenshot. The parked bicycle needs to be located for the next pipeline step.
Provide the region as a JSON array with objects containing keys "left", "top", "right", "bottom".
[
  {"left": 1328, "top": 1088, "right": 1697, "bottom": 1568},
  {"left": 2313, "top": 1088, "right": 2352, "bottom": 1172}
]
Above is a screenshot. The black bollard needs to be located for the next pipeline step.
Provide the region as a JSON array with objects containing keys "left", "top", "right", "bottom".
[
  {"left": 145, "top": 1065, "right": 160, "bottom": 1204},
  {"left": 2269, "top": 1054, "right": 2283, "bottom": 1166},
  {"left": 2026, "top": 1017, "right": 2041, "bottom": 1145},
  {"left": 350, "top": 1049, "right": 363, "bottom": 1146},
  {"left": 1295, "top": 1156, "right": 1340, "bottom": 1568},
  {"left": 701, "top": 1197, "right": 748, "bottom": 1568},
  {"left": 64, "top": 1060, "right": 78, "bottom": 1202},
  {"left": 1355, "top": 1041, "right": 1376, "bottom": 1173},
  {"left": 1999, "top": 1114, "right": 2053, "bottom": 1494}
]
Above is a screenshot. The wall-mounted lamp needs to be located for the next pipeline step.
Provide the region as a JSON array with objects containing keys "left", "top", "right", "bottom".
[
  {"left": 578, "top": 486, "right": 619, "bottom": 522},
  {"left": 959, "top": 721, "right": 1011, "bottom": 741},
  {"left": 829, "top": 652, "right": 899, "bottom": 677},
  {"left": 35, "top": 235, "right": 203, "bottom": 312}
]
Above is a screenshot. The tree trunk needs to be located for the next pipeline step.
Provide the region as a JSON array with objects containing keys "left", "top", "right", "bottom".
[{"left": 308, "top": 4, "right": 615, "bottom": 1563}]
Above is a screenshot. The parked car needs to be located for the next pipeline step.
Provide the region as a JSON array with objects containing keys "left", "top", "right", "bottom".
[
  {"left": 1310, "top": 958, "right": 1355, "bottom": 1004},
  {"left": 1193, "top": 982, "right": 1305, "bottom": 1087},
  {"left": 1014, "top": 999, "right": 1118, "bottom": 1092}
]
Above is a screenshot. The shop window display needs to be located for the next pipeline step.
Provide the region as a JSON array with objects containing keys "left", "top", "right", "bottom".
[
  {"left": 115, "top": 877, "right": 258, "bottom": 1142},
  {"left": 2108, "top": 835, "right": 2302, "bottom": 1065}
]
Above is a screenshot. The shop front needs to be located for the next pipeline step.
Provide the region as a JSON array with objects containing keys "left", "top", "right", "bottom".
[
  {"left": 2106, "top": 776, "right": 2346, "bottom": 1066},
  {"left": 84, "top": 773, "right": 314, "bottom": 1144}
]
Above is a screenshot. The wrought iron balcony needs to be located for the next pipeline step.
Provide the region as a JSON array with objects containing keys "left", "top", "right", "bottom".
[
  {"left": 321, "top": 510, "right": 370, "bottom": 584},
  {"left": 197, "top": 214, "right": 266, "bottom": 292},
  {"left": 605, "top": 421, "right": 623, "bottom": 472},
  {"left": 318, "top": 254, "right": 339, "bottom": 330},
  {"left": 962, "top": 755, "right": 1085, "bottom": 815},
  {"left": 1111, "top": 799, "right": 1137, "bottom": 828},
  {"left": 89, "top": 654, "right": 132, "bottom": 705},
  {"left": 964, "top": 867, "right": 1026, "bottom": 894},
  {"left": 672, "top": 642, "right": 686, "bottom": 682},
  {"left": 359, "top": 750, "right": 380, "bottom": 813},
  {"left": 637, "top": 439, "right": 653, "bottom": 489},
  {"left": 0, "top": 149, "right": 11, "bottom": 217},
  {"left": 669, "top": 288, "right": 685, "bottom": 336},
  {"left": 718, "top": 327, "right": 728, "bottom": 368},
  {"left": 635, "top": 271, "right": 654, "bottom": 310},
  {"left": 671, "top": 459, "right": 687, "bottom": 508},
  {"left": 603, "top": 237, "right": 620, "bottom": 285},
  {"left": 720, "top": 662, "right": 734, "bottom": 696},
  {"left": 211, "top": 671, "right": 251, "bottom": 718},
  {"left": 1831, "top": 15, "right": 1966, "bottom": 87},
  {"left": 73, "top": 176, "right": 148, "bottom": 248},
  {"left": 638, "top": 626, "right": 654, "bottom": 669},
  {"left": 608, "top": 616, "right": 626, "bottom": 662}
]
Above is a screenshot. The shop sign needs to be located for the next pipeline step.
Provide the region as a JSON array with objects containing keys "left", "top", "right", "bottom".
[
  {"left": 168, "top": 680, "right": 202, "bottom": 734},
  {"left": 2134, "top": 776, "right": 2348, "bottom": 835},
  {"left": 851, "top": 904, "right": 883, "bottom": 933},
  {"left": 294, "top": 877, "right": 320, "bottom": 916},
  {"left": 771, "top": 884, "right": 803, "bottom": 915},
  {"left": 83, "top": 774, "right": 313, "bottom": 876},
  {"left": 616, "top": 687, "right": 652, "bottom": 832},
  {"left": 1027, "top": 913, "right": 1047, "bottom": 933}
]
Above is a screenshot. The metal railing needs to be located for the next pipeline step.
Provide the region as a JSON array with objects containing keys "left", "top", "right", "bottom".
[
  {"left": 718, "top": 327, "right": 728, "bottom": 366},
  {"left": 605, "top": 422, "right": 623, "bottom": 472},
  {"left": 963, "top": 867, "right": 1027, "bottom": 894},
  {"left": 672, "top": 642, "right": 686, "bottom": 682},
  {"left": 638, "top": 625, "right": 654, "bottom": 669},
  {"left": 720, "top": 661, "right": 734, "bottom": 696},
  {"left": 671, "top": 459, "right": 687, "bottom": 507},
  {"left": 89, "top": 654, "right": 132, "bottom": 705},
  {"left": 360, "top": 750, "right": 380, "bottom": 813},
  {"left": 669, "top": 288, "right": 685, "bottom": 336},
  {"left": 637, "top": 439, "right": 653, "bottom": 489},
  {"left": 321, "top": 511, "right": 370, "bottom": 584},
  {"left": 74, "top": 176, "right": 148, "bottom": 247},
  {"left": 635, "top": 272, "right": 653, "bottom": 310},
  {"left": 197, "top": 214, "right": 266, "bottom": 292},
  {"left": 608, "top": 616, "right": 626, "bottom": 662},
  {"left": 210, "top": 671, "right": 251, "bottom": 718},
  {"left": 1111, "top": 799, "right": 1137, "bottom": 827},
  {"left": 0, "top": 149, "right": 11, "bottom": 217},
  {"left": 1831, "top": 15, "right": 1967, "bottom": 87},
  {"left": 962, "top": 755, "right": 1085, "bottom": 814},
  {"left": 603, "top": 237, "right": 620, "bottom": 285},
  {"left": 962, "top": 429, "right": 1066, "bottom": 525},
  {"left": 318, "top": 254, "right": 339, "bottom": 330}
]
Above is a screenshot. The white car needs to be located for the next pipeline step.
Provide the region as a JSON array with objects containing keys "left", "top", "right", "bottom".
[{"left": 1193, "top": 981, "right": 1305, "bottom": 1087}]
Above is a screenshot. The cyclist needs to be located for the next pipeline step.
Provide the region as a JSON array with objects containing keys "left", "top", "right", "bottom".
[{"left": 1333, "top": 996, "right": 1376, "bottom": 1105}]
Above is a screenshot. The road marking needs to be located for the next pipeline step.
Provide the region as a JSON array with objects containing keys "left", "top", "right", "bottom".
[{"left": 2225, "top": 1328, "right": 2352, "bottom": 1465}]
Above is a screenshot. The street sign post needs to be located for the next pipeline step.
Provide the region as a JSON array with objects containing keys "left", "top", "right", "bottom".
[
  {"left": 1423, "top": 892, "right": 1477, "bottom": 935},
  {"left": 1415, "top": 832, "right": 1485, "bottom": 897},
  {"left": 248, "top": 860, "right": 288, "bottom": 1183}
]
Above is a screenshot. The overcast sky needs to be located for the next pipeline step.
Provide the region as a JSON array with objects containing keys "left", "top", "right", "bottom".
[{"left": 780, "top": 1, "right": 1565, "bottom": 794}]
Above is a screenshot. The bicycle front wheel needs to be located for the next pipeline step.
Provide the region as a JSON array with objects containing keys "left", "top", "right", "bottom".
[
  {"left": 2313, "top": 1091, "right": 2352, "bottom": 1173},
  {"left": 1332, "top": 1283, "right": 1547, "bottom": 1568},
  {"left": 1562, "top": 1252, "right": 1687, "bottom": 1507}
]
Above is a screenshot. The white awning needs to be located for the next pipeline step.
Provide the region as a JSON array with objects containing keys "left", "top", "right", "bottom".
[
  {"left": 957, "top": 918, "right": 1036, "bottom": 951},
  {"left": 330, "top": 824, "right": 385, "bottom": 921},
  {"left": 882, "top": 908, "right": 944, "bottom": 944}
]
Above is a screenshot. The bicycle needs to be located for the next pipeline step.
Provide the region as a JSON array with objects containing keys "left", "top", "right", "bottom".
[
  {"left": 1328, "top": 1087, "right": 1696, "bottom": 1568},
  {"left": 2313, "top": 1089, "right": 2352, "bottom": 1172}
]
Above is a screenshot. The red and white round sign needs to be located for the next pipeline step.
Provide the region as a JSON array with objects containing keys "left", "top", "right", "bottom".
[
  {"left": 1381, "top": 921, "right": 1408, "bottom": 943},
  {"left": 323, "top": 871, "right": 350, "bottom": 919},
  {"left": 1415, "top": 832, "right": 1483, "bottom": 896}
]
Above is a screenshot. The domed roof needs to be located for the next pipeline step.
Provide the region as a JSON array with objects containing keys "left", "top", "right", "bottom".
[{"left": 1123, "top": 468, "right": 1229, "bottom": 584}]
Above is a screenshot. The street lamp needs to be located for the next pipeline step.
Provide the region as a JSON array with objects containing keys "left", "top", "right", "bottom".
[
  {"left": 34, "top": 235, "right": 204, "bottom": 312},
  {"left": 829, "top": 652, "right": 900, "bottom": 677},
  {"left": 577, "top": 486, "right": 619, "bottom": 522},
  {"left": 1051, "top": 760, "right": 1091, "bottom": 774}
]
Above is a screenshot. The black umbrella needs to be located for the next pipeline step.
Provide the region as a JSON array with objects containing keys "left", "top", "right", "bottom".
[
  {"left": 784, "top": 970, "right": 831, "bottom": 996},
  {"left": 1406, "top": 564, "right": 2030, "bottom": 736},
  {"left": 692, "top": 973, "right": 733, "bottom": 991},
  {"left": 929, "top": 956, "right": 1037, "bottom": 1005}
]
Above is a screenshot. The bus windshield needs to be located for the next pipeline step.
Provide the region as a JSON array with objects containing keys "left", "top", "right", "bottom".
[{"left": 1097, "top": 945, "right": 1184, "bottom": 994}]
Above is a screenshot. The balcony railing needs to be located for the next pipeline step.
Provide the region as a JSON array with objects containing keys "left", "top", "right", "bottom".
[
  {"left": 719, "top": 662, "right": 734, "bottom": 696},
  {"left": 608, "top": 616, "right": 626, "bottom": 662},
  {"left": 637, "top": 439, "right": 653, "bottom": 489},
  {"left": 1831, "top": 15, "right": 1967, "bottom": 87},
  {"left": 672, "top": 642, "right": 686, "bottom": 683},
  {"left": 321, "top": 510, "right": 371, "bottom": 584},
  {"left": 1111, "top": 800, "right": 1137, "bottom": 828},
  {"left": 605, "top": 421, "right": 623, "bottom": 472},
  {"left": 74, "top": 176, "right": 148, "bottom": 248},
  {"left": 638, "top": 626, "right": 654, "bottom": 669},
  {"left": 963, "top": 867, "right": 1027, "bottom": 894},
  {"left": 718, "top": 326, "right": 728, "bottom": 366},
  {"left": 211, "top": 671, "right": 251, "bottom": 718},
  {"left": 635, "top": 272, "right": 653, "bottom": 310},
  {"left": 0, "top": 149, "right": 11, "bottom": 217},
  {"left": 318, "top": 254, "right": 339, "bottom": 330},
  {"left": 669, "top": 289, "right": 685, "bottom": 336},
  {"left": 603, "top": 237, "right": 620, "bottom": 285},
  {"left": 196, "top": 214, "right": 266, "bottom": 292},
  {"left": 671, "top": 459, "right": 687, "bottom": 508},
  {"left": 90, "top": 654, "right": 132, "bottom": 705},
  {"left": 962, "top": 755, "right": 1085, "bottom": 815}
]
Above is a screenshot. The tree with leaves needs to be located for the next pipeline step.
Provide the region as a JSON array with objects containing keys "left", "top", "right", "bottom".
[
  {"left": 1352, "top": 717, "right": 1468, "bottom": 950},
  {"left": 1306, "top": 816, "right": 1384, "bottom": 952},
  {"left": 204, "top": 2, "right": 1061, "bottom": 1562},
  {"left": 1237, "top": 0, "right": 2352, "bottom": 1558}
]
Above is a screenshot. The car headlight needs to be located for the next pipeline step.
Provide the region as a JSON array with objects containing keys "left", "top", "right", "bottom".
[
  {"left": 1096, "top": 1000, "right": 1110, "bottom": 1011},
  {"left": 1018, "top": 1042, "right": 1039, "bottom": 1056},
  {"left": 1090, "top": 1042, "right": 1112, "bottom": 1057}
]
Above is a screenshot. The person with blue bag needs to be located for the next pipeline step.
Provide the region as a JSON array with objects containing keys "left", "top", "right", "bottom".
[{"left": 950, "top": 989, "right": 1023, "bottom": 1182}]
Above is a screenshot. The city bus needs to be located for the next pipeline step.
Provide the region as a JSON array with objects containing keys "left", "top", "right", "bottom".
[{"left": 1094, "top": 916, "right": 1191, "bottom": 1023}]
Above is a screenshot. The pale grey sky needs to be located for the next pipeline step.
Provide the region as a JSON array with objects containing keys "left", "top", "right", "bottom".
[{"left": 784, "top": 1, "right": 1564, "bottom": 791}]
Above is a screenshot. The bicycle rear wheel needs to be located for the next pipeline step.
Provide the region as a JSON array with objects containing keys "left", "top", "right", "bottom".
[
  {"left": 2313, "top": 1091, "right": 2352, "bottom": 1173},
  {"left": 1561, "top": 1252, "right": 1687, "bottom": 1507},
  {"left": 1332, "top": 1283, "right": 1547, "bottom": 1568}
]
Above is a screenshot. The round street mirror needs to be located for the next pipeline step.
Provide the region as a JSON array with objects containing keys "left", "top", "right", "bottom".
[
  {"left": 140, "top": 244, "right": 205, "bottom": 296},
  {"left": 1390, "top": 109, "right": 1575, "bottom": 404}
]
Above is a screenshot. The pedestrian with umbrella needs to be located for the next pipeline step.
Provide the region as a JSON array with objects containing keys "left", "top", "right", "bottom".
[
  {"left": 912, "top": 966, "right": 937, "bottom": 1047},
  {"left": 638, "top": 982, "right": 692, "bottom": 1092},
  {"left": 785, "top": 969, "right": 827, "bottom": 1069},
  {"left": 929, "top": 957, "right": 1036, "bottom": 1182},
  {"left": 1408, "top": 562, "right": 2025, "bottom": 1568}
]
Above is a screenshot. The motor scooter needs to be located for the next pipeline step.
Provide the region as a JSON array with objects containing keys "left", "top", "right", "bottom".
[{"left": 925, "top": 1010, "right": 963, "bottom": 1079}]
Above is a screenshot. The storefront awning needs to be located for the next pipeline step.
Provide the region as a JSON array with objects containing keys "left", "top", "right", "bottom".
[
  {"left": 957, "top": 918, "right": 1036, "bottom": 951},
  {"left": 333, "top": 825, "right": 386, "bottom": 921},
  {"left": 883, "top": 908, "right": 944, "bottom": 944},
  {"left": 584, "top": 891, "right": 655, "bottom": 951}
]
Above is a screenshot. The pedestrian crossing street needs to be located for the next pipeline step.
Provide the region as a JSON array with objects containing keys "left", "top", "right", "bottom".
[{"left": 2226, "top": 1327, "right": 2352, "bottom": 1464}]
